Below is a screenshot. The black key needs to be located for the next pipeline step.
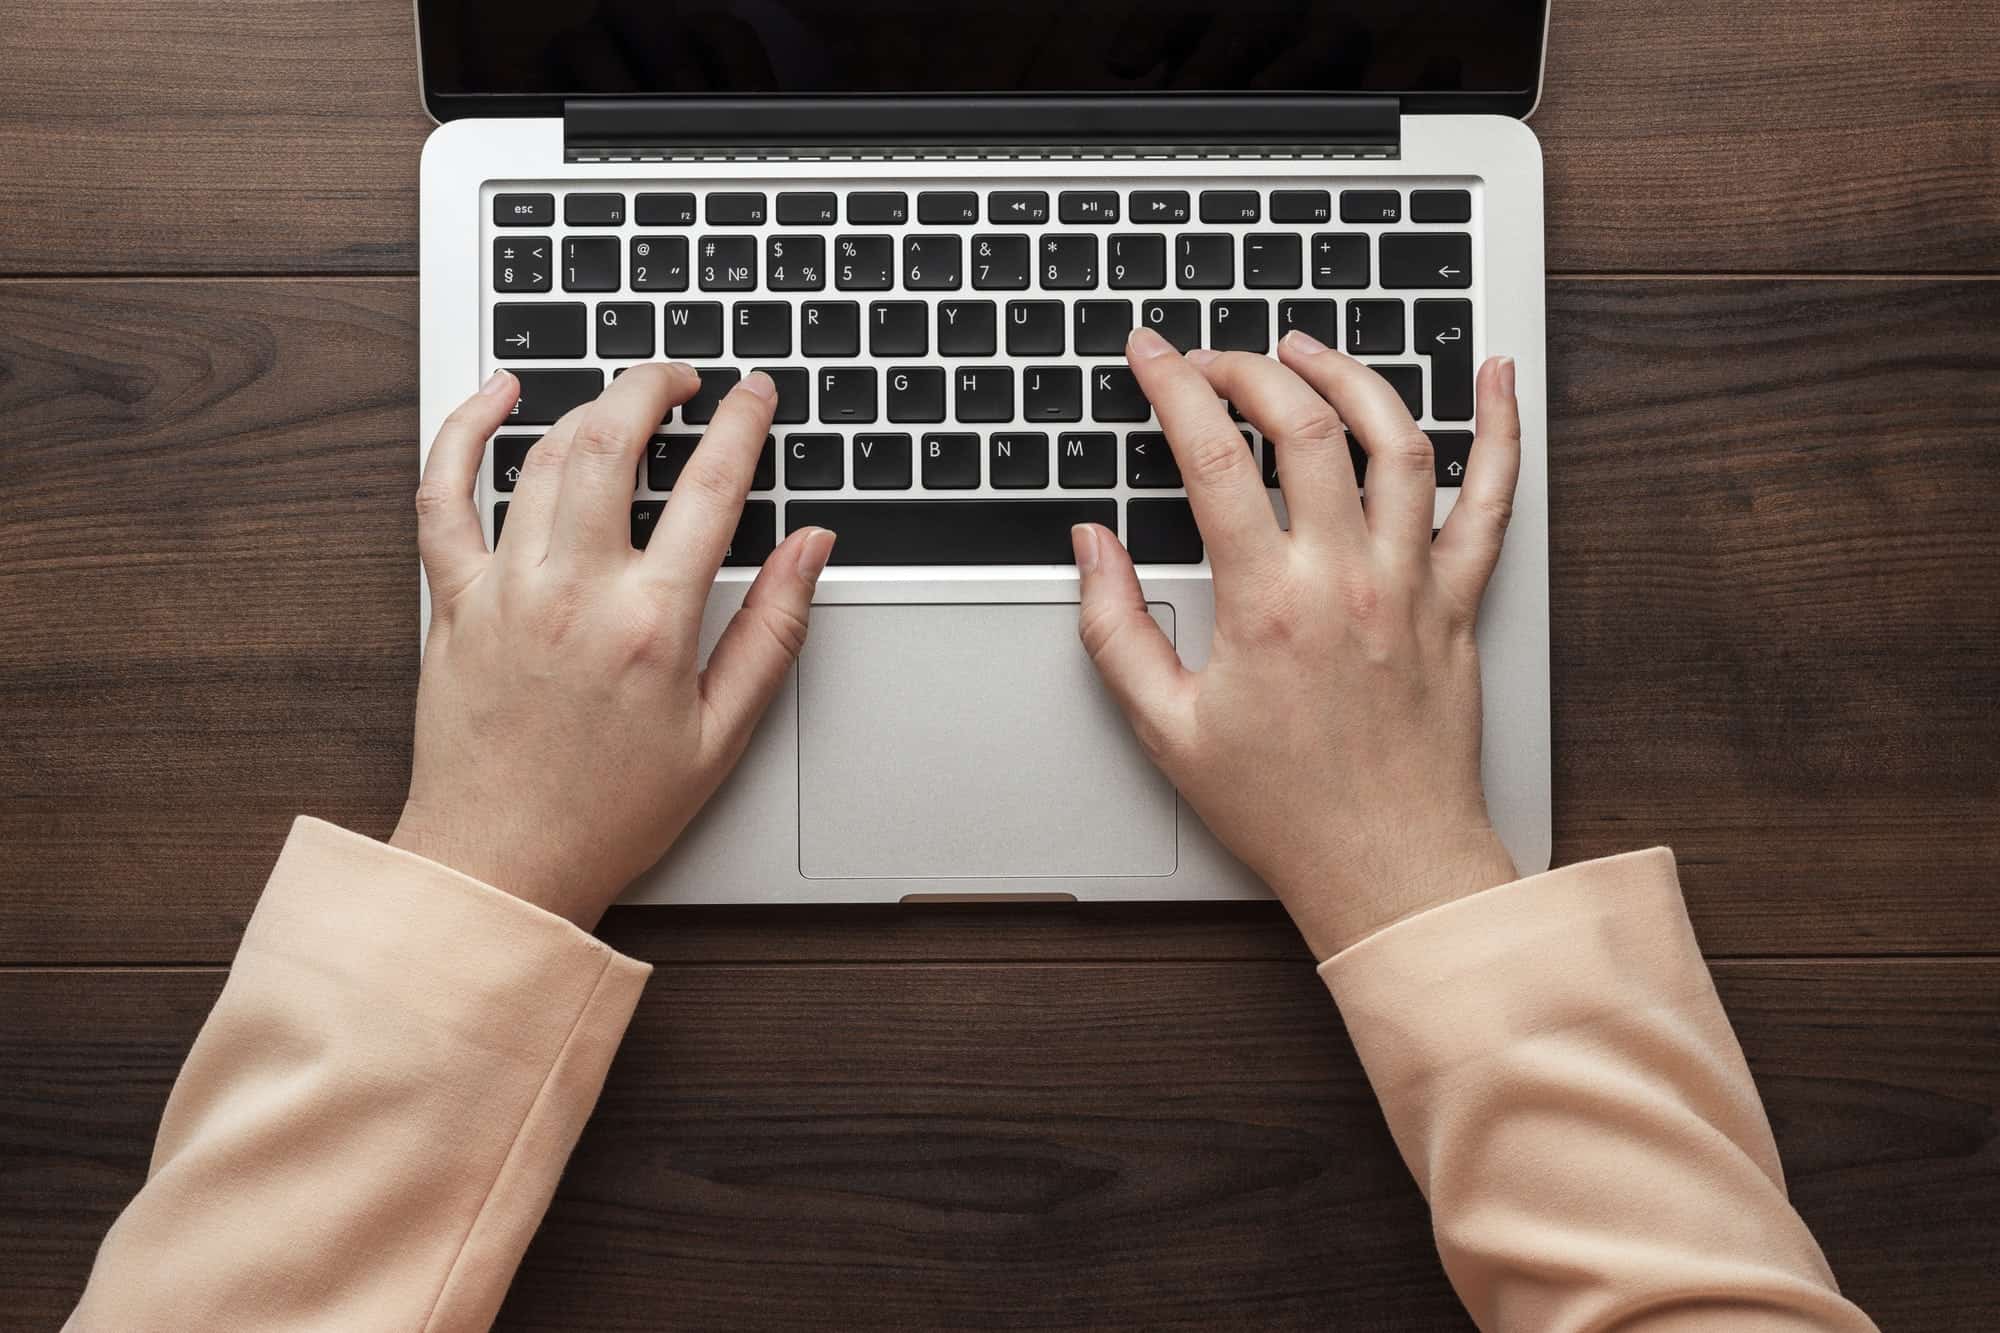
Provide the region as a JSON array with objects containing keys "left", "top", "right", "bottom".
[
  {"left": 854, "top": 433, "right": 914, "bottom": 490},
  {"left": 753, "top": 367, "right": 811, "bottom": 425},
  {"left": 1091, "top": 366, "right": 1150, "bottom": 422},
  {"left": 493, "top": 237, "right": 553, "bottom": 293},
  {"left": 1057, "top": 433, "right": 1117, "bottom": 489},
  {"left": 1058, "top": 191, "right": 1120, "bottom": 224},
  {"left": 647, "top": 434, "right": 702, "bottom": 491},
  {"left": 1139, "top": 299, "right": 1201, "bottom": 353},
  {"left": 1176, "top": 234, "right": 1232, "bottom": 289},
  {"left": 1347, "top": 299, "right": 1405, "bottom": 355},
  {"left": 505, "top": 369, "right": 603, "bottom": 425},
  {"left": 1131, "top": 190, "right": 1190, "bottom": 224},
  {"left": 1311, "top": 234, "right": 1370, "bottom": 288},
  {"left": 1074, "top": 299, "right": 1133, "bottom": 355},
  {"left": 1126, "top": 432, "right": 1182, "bottom": 488},
  {"left": 834, "top": 235, "right": 895, "bottom": 290},
  {"left": 1375, "top": 365, "right": 1423, "bottom": 419},
  {"left": 955, "top": 367, "right": 1014, "bottom": 423},
  {"left": 493, "top": 302, "right": 587, "bottom": 359},
  {"left": 1381, "top": 233, "right": 1473, "bottom": 289},
  {"left": 1040, "top": 235, "right": 1097, "bottom": 290},
  {"left": 938, "top": 300, "right": 997, "bottom": 356},
  {"left": 991, "top": 433, "right": 1050, "bottom": 489},
  {"left": 819, "top": 367, "right": 878, "bottom": 423},
  {"left": 733, "top": 302, "right": 791, "bottom": 358},
  {"left": 922, "top": 433, "right": 980, "bottom": 489},
  {"left": 1244, "top": 234, "right": 1303, "bottom": 289},
  {"left": 1023, "top": 366, "right": 1082, "bottom": 423},
  {"left": 786, "top": 434, "right": 844, "bottom": 489},
  {"left": 1411, "top": 190, "right": 1473, "bottom": 224},
  {"left": 683, "top": 368, "right": 741, "bottom": 425},
  {"left": 631, "top": 501, "right": 665, "bottom": 549},
  {"left": 597, "top": 302, "right": 655, "bottom": 359},
  {"left": 767, "top": 235, "right": 826, "bottom": 291},
  {"left": 1200, "top": 190, "right": 1260, "bottom": 223},
  {"left": 1430, "top": 431, "right": 1474, "bottom": 487},
  {"left": 636, "top": 193, "right": 696, "bottom": 226},
  {"left": 1346, "top": 432, "right": 1369, "bottom": 488},
  {"left": 971, "top": 234, "right": 1030, "bottom": 290},
  {"left": 1210, "top": 299, "right": 1270, "bottom": 353},
  {"left": 1108, "top": 234, "right": 1167, "bottom": 289},
  {"left": 785, "top": 499, "right": 1119, "bottom": 566},
  {"left": 870, "top": 301, "right": 928, "bottom": 356},
  {"left": 631, "top": 236, "right": 689, "bottom": 291},
  {"left": 492, "top": 501, "right": 508, "bottom": 544},
  {"left": 1415, "top": 299, "right": 1475, "bottom": 421},
  {"left": 705, "top": 192, "right": 768, "bottom": 225},
  {"left": 751, "top": 435, "right": 779, "bottom": 490},
  {"left": 1340, "top": 190, "right": 1402, "bottom": 224},
  {"left": 565, "top": 193, "right": 626, "bottom": 226},
  {"left": 562, "top": 237, "right": 619, "bottom": 292},
  {"left": 1007, "top": 301, "right": 1064, "bottom": 356},
  {"left": 664, "top": 302, "right": 724, "bottom": 358},
  {"left": 846, "top": 191, "right": 909, "bottom": 224},
  {"left": 887, "top": 366, "right": 946, "bottom": 423},
  {"left": 1127, "top": 498, "right": 1203, "bottom": 564},
  {"left": 698, "top": 236, "right": 757, "bottom": 290},
  {"left": 1279, "top": 299, "right": 1338, "bottom": 346},
  {"left": 777, "top": 191, "right": 839, "bottom": 225},
  {"left": 494, "top": 193, "right": 553, "bottom": 227},
  {"left": 904, "top": 234, "right": 962, "bottom": 290},
  {"left": 492, "top": 436, "right": 537, "bottom": 492},
  {"left": 918, "top": 191, "right": 980, "bottom": 224},
  {"left": 990, "top": 191, "right": 1049, "bottom": 224},
  {"left": 1271, "top": 189, "right": 1332, "bottom": 224},
  {"left": 802, "top": 301, "right": 861, "bottom": 357}
]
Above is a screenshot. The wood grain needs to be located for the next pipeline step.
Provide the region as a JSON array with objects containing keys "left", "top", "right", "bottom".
[
  {"left": 2, "top": 277, "right": 1994, "bottom": 964},
  {"left": 2, "top": 962, "right": 1994, "bottom": 1330},
  {"left": 0, "top": 1, "right": 1994, "bottom": 276}
]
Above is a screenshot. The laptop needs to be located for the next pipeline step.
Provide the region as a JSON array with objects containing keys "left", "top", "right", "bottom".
[{"left": 415, "top": 0, "right": 1552, "bottom": 905}]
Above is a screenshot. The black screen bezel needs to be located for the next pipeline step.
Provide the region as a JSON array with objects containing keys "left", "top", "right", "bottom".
[{"left": 416, "top": 1, "right": 1550, "bottom": 124}]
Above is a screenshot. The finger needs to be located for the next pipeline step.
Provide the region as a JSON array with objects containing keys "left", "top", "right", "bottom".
[
  {"left": 417, "top": 371, "right": 517, "bottom": 605},
  {"left": 1072, "top": 523, "right": 1193, "bottom": 760},
  {"left": 551, "top": 361, "right": 700, "bottom": 564},
  {"left": 643, "top": 372, "right": 778, "bottom": 589},
  {"left": 1126, "top": 327, "right": 1283, "bottom": 578},
  {"left": 1186, "top": 349, "right": 1367, "bottom": 552},
  {"left": 1434, "top": 357, "right": 1522, "bottom": 607},
  {"left": 698, "top": 525, "right": 835, "bottom": 757},
  {"left": 497, "top": 401, "right": 590, "bottom": 571},
  {"left": 1277, "top": 333, "right": 1436, "bottom": 553}
]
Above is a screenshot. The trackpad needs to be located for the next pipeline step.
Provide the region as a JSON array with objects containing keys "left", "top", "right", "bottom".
[{"left": 798, "top": 603, "right": 1178, "bottom": 880}]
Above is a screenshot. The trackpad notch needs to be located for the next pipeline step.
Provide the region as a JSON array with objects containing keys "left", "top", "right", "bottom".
[{"left": 798, "top": 603, "right": 1178, "bottom": 880}]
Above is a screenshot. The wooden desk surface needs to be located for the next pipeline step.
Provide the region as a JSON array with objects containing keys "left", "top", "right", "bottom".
[{"left": 2, "top": 2, "right": 1996, "bottom": 1326}]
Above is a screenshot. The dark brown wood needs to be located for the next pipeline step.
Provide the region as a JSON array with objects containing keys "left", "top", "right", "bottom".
[
  {"left": 2, "top": 963, "right": 1993, "bottom": 1330},
  {"left": 0, "top": 1, "right": 1995, "bottom": 276},
  {"left": 2, "top": 277, "right": 1994, "bottom": 964}
]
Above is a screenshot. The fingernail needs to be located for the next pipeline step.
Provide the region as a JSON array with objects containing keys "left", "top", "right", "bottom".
[
  {"left": 1185, "top": 347, "right": 1220, "bottom": 367},
  {"left": 668, "top": 361, "right": 697, "bottom": 376},
  {"left": 797, "top": 527, "right": 836, "bottom": 582},
  {"left": 1127, "top": 326, "right": 1173, "bottom": 360},
  {"left": 1070, "top": 523, "right": 1100, "bottom": 573},
  {"left": 740, "top": 369, "right": 778, "bottom": 402},
  {"left": 1497, "top": 356, "right": 1517, "bottom": 395},
  {"left": 479, "top": 369, "right": 513, "bottom": 396},
  {"left": 1282, "top": 328, "right": 1328, "bottom": 355}
]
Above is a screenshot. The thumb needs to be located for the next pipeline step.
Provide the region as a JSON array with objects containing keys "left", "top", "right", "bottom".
[
  {"left": 698, "top": 526, "right": 836, "bottom": 757},
  {"left": 1072, "top": 523, "right": 1192, "bottom": 759}
]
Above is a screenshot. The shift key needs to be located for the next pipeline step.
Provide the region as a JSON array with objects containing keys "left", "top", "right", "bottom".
[{"left": 504, "top": 368, "right": 604, "bottom": 425}]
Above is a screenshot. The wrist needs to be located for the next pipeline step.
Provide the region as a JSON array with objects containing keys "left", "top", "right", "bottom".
[
  {"left": 1277, "top": 822, "right": 1518, "bottom": 961},
  {"left": 389, "top": 804, "right": 609, "bottom": 931}
]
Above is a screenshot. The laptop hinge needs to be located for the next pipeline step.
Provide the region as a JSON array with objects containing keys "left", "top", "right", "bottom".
[{"left": 563, "top": 96, "right": 1400, "bottom": 163}]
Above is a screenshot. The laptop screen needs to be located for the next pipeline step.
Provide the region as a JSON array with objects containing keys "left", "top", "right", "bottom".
[{"left": 420, "top": 0, "right": 1548, "bottom": 116}]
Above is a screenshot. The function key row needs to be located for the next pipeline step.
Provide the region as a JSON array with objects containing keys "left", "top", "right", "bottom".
[{"left": 493, "top": 188, "right": 1471, "bottom": 229}]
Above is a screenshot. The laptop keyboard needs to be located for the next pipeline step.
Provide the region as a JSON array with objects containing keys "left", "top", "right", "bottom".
[{"left": 482, "top": 177, "right": 1480, "bottom": 567}]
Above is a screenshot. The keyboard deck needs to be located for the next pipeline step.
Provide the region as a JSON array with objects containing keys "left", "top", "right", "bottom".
[{"left": 481, "top": 176, "right": 1481, "bottom": 567}]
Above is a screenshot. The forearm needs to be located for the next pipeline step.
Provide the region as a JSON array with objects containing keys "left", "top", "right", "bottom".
[
  {"left": 67, "top": 817, "right": 649, "bottom": 1332},
  {"left": 1323, "top": 849, "right": 1876, "bottom": 1332}
]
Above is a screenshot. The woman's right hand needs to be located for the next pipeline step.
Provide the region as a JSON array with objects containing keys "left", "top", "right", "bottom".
[{"left": 1073, "top": 327, "right": 1523, "bottom": 959}]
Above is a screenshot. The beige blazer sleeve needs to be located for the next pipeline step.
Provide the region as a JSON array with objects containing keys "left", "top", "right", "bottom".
[
  {"left": 66, "top": 816, "right": 651, "bottom": 1333},
  {"left": 1322, "top": 848, "right": 1877, "bottom": 1331}
]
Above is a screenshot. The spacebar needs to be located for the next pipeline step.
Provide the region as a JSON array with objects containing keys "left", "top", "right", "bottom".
[{"left": 786, "top": 499, "right": 1118, "bottom": 566}]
